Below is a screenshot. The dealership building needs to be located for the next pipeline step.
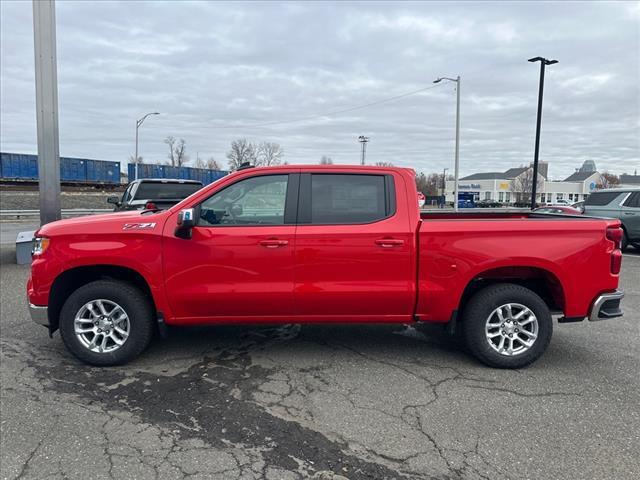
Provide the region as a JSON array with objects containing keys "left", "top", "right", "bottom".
[{"left": 445, "top": 162, "right": 606, "bottom": 204}]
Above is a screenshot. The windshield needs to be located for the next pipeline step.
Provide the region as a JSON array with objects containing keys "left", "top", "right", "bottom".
[{"left": 134, "top": 182, "right": 202, "bottom": 200}]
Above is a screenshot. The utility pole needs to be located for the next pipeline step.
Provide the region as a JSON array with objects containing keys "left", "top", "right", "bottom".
[
  {"left": 134, "top": 112, "right": 160, "bottom": 179},
  {"left": 358, "top": 135, "right": 369, "bottom": 165},
  {"left": 33, "top": 0, "right": 61, "bottom": 225},
  {"left": 433, "top": 76, "right": 461, "bottom": 211},
  {"left": 528, "top": 56, "right": 558, "bottom": 209},
  {"left": 442, "top": 167, "right": 449, "bottom": 208}
]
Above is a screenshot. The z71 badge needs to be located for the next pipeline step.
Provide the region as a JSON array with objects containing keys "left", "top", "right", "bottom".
[{"left": 122, "top": 223, "right": 156, "bottom": 230}]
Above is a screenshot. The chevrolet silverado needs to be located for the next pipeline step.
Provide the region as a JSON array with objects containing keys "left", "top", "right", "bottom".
[{"left": 27, "top": 165, "right": 624, "bottom": 367}]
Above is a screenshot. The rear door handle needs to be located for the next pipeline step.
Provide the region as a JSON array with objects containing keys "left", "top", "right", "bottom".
[
  {"left": 375, "top": 238, "right": 404, "bottom": 248},
  {"left": 259, "top": 239, "right": 289, "bottom": 248}
]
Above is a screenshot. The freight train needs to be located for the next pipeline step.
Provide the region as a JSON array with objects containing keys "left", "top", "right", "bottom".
[{"left": 0, "top": 152, "right": 228, "bottom": 187}]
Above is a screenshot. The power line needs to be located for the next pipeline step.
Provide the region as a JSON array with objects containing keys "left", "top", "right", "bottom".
[{"left": 208, "top": 82, "right": 446, "bottom": 129}]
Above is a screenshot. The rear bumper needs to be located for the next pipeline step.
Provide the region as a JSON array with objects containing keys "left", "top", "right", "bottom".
[
  {"left": 589, "top": 290, "right": 624, "bottom": 321},
  {"left": 28, "top": 303, "right": 49, "bottom": 327}
]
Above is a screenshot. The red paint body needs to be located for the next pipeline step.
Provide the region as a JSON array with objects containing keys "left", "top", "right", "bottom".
[{"left": 28, "top": 166, "right": 622, "bottom": 327}]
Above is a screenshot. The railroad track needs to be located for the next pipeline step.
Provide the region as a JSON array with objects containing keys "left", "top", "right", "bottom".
[{"left": 0, "top": 209, "right": 112, "bottom": 218}]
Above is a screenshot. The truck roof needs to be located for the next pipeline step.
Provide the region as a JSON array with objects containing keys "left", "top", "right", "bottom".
[{"left": 131, "top": 178, "right": 202, "bottom": 185}]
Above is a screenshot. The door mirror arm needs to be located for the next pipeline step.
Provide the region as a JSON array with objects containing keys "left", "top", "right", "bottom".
[{"left": 175, "top": 207, "right": 197, "bottom": 239}]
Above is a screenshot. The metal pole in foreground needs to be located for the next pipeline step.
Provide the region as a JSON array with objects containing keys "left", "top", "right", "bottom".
[
  {"left": 453, "top": 76, "right": 461, "bottom": 212},
  {"left": 33, "top": 0, "right": 61, "bottom": 226},
  {"left": 528, "top": 56, "right": 558, "bottom": 210}
]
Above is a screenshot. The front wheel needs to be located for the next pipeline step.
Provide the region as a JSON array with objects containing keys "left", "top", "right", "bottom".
[
  {"left": 462, "top": 284, "right": 553, "bottom": 368},
  {"left": 59, "top": 280, "right": 155, "bottom": 366}
]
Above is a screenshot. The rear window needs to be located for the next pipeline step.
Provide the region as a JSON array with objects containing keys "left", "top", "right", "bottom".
[
  {"left": 309, "top": 174, "right": 389, "bottom": 224},
  {"left": 585, "top": 191, "right": 623, "bottom": 206},
  {"left": 135, "top": 182, "right": 202, "bottom": 200}
]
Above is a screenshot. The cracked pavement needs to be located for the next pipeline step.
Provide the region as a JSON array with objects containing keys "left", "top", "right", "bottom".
[{"left": 1, "top": 246, "right": 639, "bottom": 479}]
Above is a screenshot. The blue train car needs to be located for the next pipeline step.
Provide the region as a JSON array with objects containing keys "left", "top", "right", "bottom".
[
  {"left": 85, "top": 159, "right": 120, "bottom": 184},
  {"left": 1, "top": 152, "right": 38, "bottom": 179},
  {"left": 127, "top": 163, "right": 228, "bottom": 185},
  {"left": 1, "top": 152, "right": 121, "bottom": 185}
]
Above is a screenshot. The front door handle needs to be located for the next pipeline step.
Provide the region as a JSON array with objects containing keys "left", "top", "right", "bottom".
[
  {"left": 259, "top": 239, "right": 289, "bottom": 248},
  {"left": 375, "top": 238, "right": 404, "bottom": 248}
]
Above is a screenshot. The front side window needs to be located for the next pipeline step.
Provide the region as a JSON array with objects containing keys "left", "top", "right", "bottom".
[
  {"left": 309, "top": 174, "right": 389, "bottom": 224},
  {"left": 499, "top": 192, "right": 504, "bottom": 202},
  {"left": 198, "top": 175, "right": 288, "bottom": 226},
  {"left": 623, "top": 192, "right": 640, "bottom": 208}
]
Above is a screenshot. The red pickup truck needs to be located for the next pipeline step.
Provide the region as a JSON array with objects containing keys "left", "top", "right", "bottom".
[{"left": 27, "top": 165, "right": 624, "bottom": 368}]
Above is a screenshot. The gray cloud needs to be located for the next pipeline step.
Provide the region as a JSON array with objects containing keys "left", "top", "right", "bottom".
[{"left": 1, "top": 0, "right": 638, "bottom": 178}]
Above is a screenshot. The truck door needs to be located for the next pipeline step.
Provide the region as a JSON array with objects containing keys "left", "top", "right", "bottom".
[
  {"left": 162, "top": 173, "right": 299, "bottom": 321},
  {"left": 293, "top": 172, "right": 415, "bottom": 322}
]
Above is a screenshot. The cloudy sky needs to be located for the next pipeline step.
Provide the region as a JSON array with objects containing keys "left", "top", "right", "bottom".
[{"left": 1, "top": 1, "right": 639, "bottom": 179}]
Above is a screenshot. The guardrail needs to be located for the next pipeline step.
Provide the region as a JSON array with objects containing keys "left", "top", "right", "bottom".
[{"left": 0, "top": 209, "right": 112, "bottom": 218}]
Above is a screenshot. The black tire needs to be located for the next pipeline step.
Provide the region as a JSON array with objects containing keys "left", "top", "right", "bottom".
[
  {"left": 621, "top": 231, "right": 628, "bottom": 251},
  {"left": 59, "top": 280, "right": 155, "bottom": 366},
  {"left": 461, "top": 283, "right": 552, "bottom": 369}
]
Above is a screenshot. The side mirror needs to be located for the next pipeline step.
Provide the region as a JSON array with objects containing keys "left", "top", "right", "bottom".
[
  {"left": 175, "top": 208, "right": 195, "bottom": 239},
  {"left": 107, "top": 196, "right": 120, "bottom": 205}
]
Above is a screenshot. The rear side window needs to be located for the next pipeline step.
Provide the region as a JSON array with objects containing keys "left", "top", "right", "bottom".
[
  {"left": 305, "top": 174, "right": 393, "bottom": 224},
  {"left": 585, "top": 191, "right": 623, "bottom": 206},
  {"left": 623, "top": 192, "right": 640, "bottom": 208},
  {"left": 135, "top": 182, "right": 202, "bottom": 200}
]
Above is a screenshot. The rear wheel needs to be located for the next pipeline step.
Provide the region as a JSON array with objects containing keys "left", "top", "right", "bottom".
[
  {"left": 59, "top": 280, "right": 155, "bottom": 366},
  {"left": 462, "top": 284, "right": 552, "bottom": 368},
  {"left": 621, "top": 230, "right": 630, "bottom": 251}
]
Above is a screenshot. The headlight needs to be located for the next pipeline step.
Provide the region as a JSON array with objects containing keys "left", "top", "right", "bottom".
[{"left": 32, "top": 237, "right": 50, "bottom": 256}]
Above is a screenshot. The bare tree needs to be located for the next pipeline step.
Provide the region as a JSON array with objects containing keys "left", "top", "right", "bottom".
[
  {"left": 206, "top": 157, "right": 222, "bottom": 170},
  {"left": 511, "top": 169, "right": 544, "bottom": 203},
  {"left": 128, "top": 154, "right": 143, "bottom": 164},
  {"left": 164, "top": 136, "right": 176, "bottom": 166},
  {"left": 164, "top": 136, "right": 189, "bottom": 167},
  {"left": 375, "top": 161, "right": 394, "bottom": 167},
  {"left": 319, "top": 156, "right": 333, "bottom": 165},
  {"left": 600, "top": 172, "right": 620, "bottom": 189},
  {"left": 174, "top": 139, "right": 188, "bottom": 167},
  {"left": 227, "top": 138, "right": 256, "bottom": 171},
  {"left": 256, "top": 141, "right": 284, "bottom": 166}
]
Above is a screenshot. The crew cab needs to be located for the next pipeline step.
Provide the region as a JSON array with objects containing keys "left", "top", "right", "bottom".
[
  {"left": 27, "top": 165, "right": 625, "bottom": 368},
  {"left": 107, "top": 178, "right": 203, "bottom": 211}
]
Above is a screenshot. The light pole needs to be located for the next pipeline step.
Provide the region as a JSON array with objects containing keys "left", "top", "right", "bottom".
[
  {"left": 358, "top": 135, "right": 369, "bottom": 165},
  {"left": 528, "top": 57, "right": 557, "bottom": 209},
  {"left": 442, "top": 167, "right": 449, "bottom": 208},
  {"left": 434, "top": 76, "right": 461, "bottom": 211},
  {"left": 134, "top": 112, "right": 160, "bottom": 180}
]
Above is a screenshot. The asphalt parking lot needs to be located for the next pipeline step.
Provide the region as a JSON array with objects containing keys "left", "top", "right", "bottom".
[{"left": 1, "top": 245, "right": 639, "bottom": 480}]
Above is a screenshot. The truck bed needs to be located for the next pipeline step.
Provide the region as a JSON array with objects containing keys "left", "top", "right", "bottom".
[{"left": 416, "top": 212, "right": 620, "bottom": 323}]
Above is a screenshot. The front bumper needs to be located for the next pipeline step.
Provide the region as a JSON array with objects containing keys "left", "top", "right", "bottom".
[
  {"left": 28, "top": 303, "right": 49, "bottom": 326},
  {"left": 589, "top": 290, "right": 624, "bottom": 321}
]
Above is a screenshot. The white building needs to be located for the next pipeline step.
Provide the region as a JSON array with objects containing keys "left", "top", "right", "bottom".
[{"left": 445, "top": 165, "right": 605, "bottom": 205}]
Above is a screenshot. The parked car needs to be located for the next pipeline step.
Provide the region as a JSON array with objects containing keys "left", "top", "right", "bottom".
[
  {"left": 477, "top": 199, "right": 502, "bottom": 208},
  {"left": 108, "top": 179, "right": 203, "bottom": 211},
  {"left": 28, "top": 165, "right": 624, "bottom": 368},
  {"left": 551, "top": 199, "right": 572, "bottom": 206},
  {"left": 583, "top": 188, "right": 640, "bottom": 250},
  {"left": 417, "top": 192, "right": 426, "bottom": 208},
  {"left": 571, "top": 201, "right": 585, "bottom": 213},
  {"left": 533, "top": 206, "right": 582, "bottom": 215}
]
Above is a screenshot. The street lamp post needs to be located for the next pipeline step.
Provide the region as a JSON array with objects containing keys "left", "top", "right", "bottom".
[
  {"left": 134, "top": 112, "right": 160, "bottom": 180},
  {"left": 528, "top": 57, "right": 557, "bottom": 209},
  {"left": 358, "top": 135, "right": 370, "bottom": 165},
  {"left": 433, "top": 76, "right": 461, "bottom": 211}
]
